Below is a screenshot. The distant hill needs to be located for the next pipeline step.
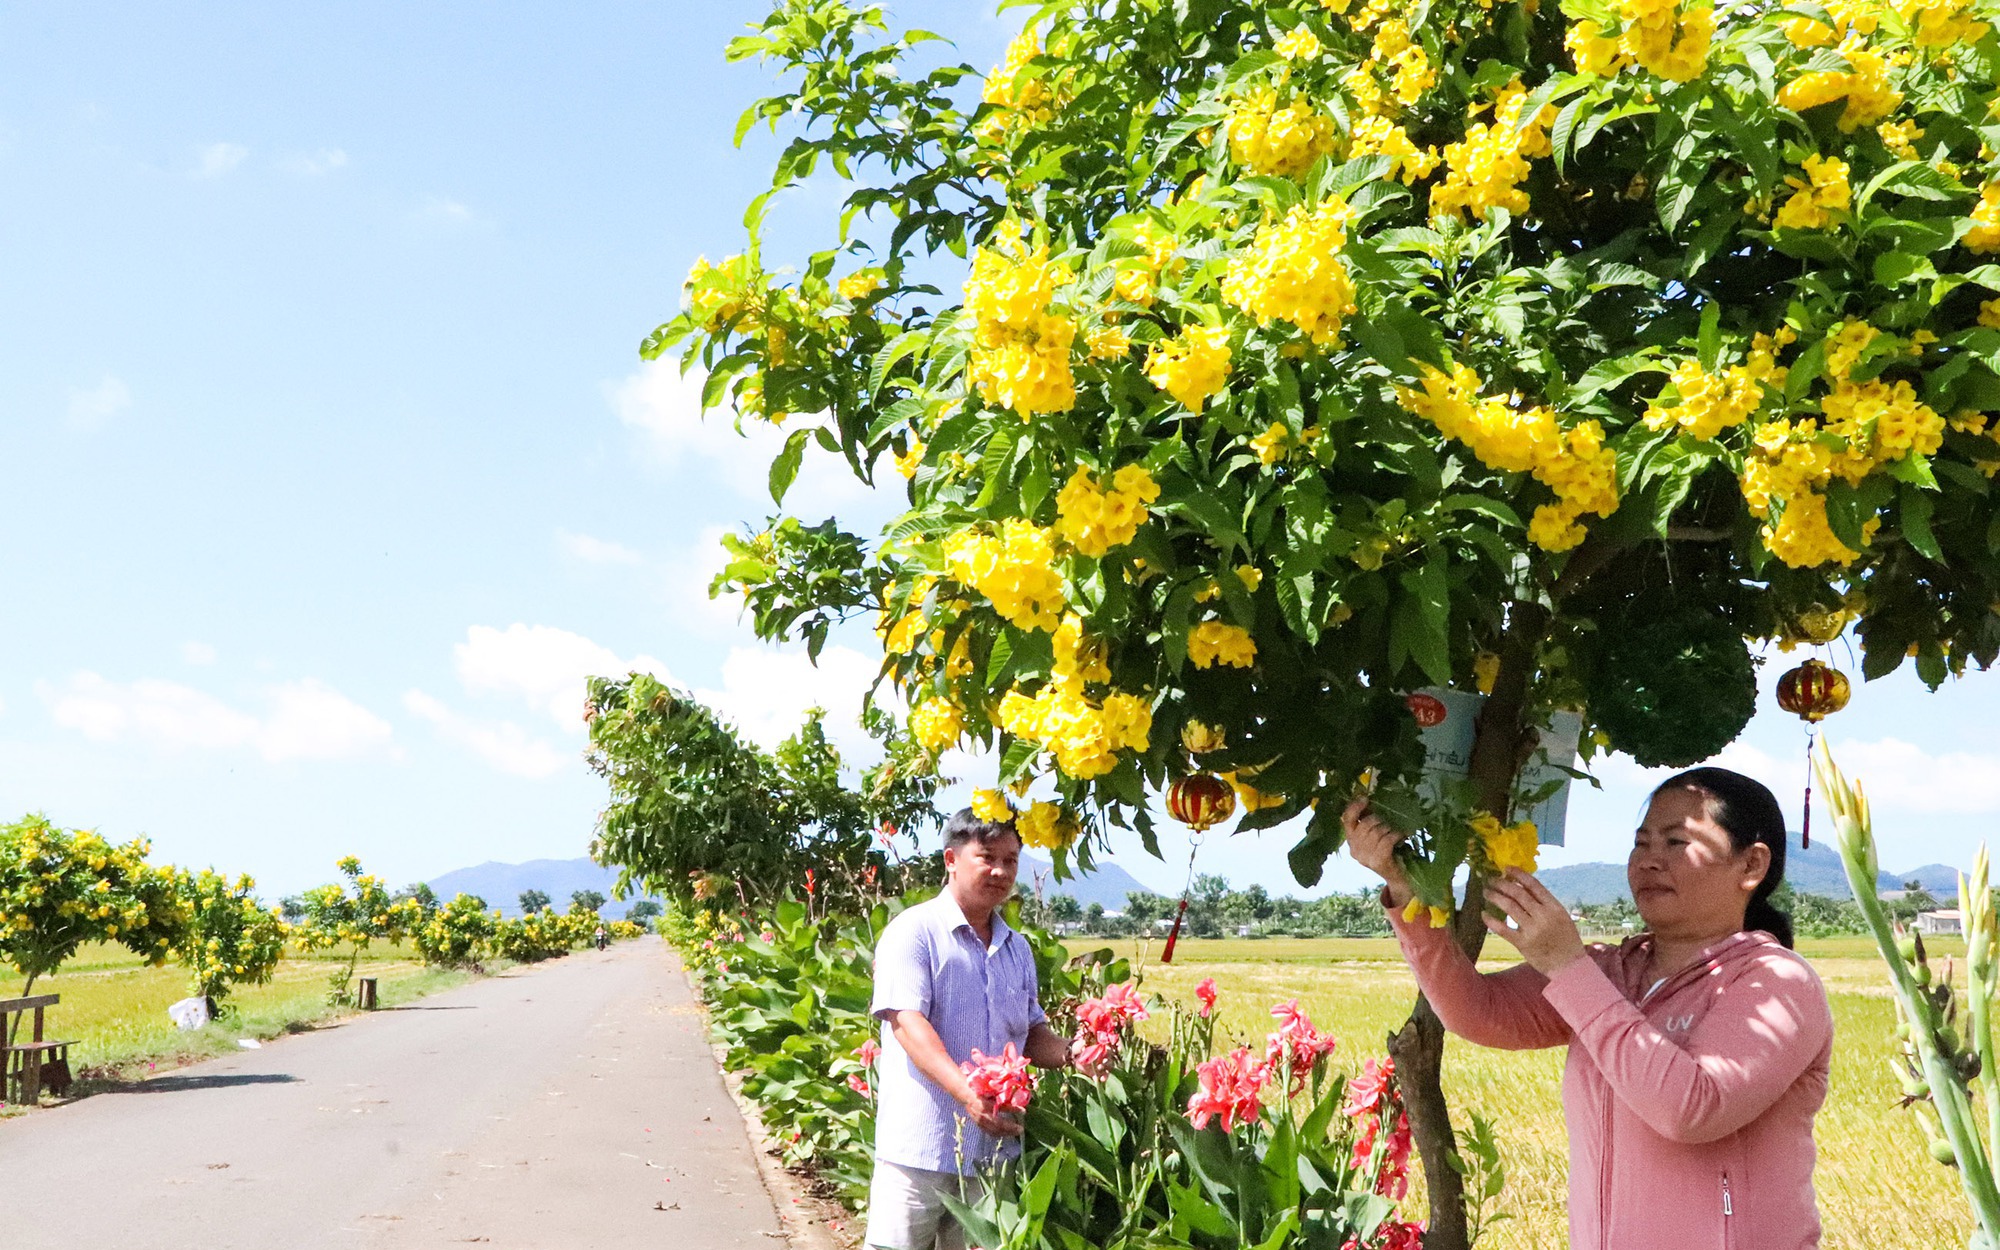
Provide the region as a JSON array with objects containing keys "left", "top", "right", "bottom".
[
  {"left": 1018, "top": 853, "right": 1156, "bottom": 913},
  {"left": 1540, "top": 833, "right": 1964, "bottom": 906},
  {"left": 427, "top": 858, "right": 660, "bottom": 919}
]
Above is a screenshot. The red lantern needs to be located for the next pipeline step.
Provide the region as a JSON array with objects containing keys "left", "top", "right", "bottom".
[
  {"left": 1776, "top": 659, "right": 1851, "bottom": 723},
  {"left": 1775, "top": 658, "right": 1851, "bottom": 847},
  {"left": 1167, "top": 773, "right": 1237, "bottom": 832}
]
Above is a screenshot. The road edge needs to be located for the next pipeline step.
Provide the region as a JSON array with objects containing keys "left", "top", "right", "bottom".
[{"left": 661, "top": 944, "right": 860, "bottom": 1250}]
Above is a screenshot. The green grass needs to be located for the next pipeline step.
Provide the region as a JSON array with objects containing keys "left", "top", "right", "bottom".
[
  {"left": 1086, "top": 935, "right": 1969, "bottom": 1250},
  {"left": 5, "top": 941, "right": 475, "bottom": 1096}
]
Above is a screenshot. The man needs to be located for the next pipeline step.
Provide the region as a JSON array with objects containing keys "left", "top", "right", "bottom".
[{"left": 866, "top": 807, "right": 1070, "bottom": 1250}]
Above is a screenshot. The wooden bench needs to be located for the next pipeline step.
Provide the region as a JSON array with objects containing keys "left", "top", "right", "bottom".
[{"left": 2, "top": 995, "right": 73, "bottom": 1107}]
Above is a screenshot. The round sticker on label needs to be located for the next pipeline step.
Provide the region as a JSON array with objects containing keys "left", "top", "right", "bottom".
[{"left": 1405, "top": 693, "right": 1447, "bottom": 728}]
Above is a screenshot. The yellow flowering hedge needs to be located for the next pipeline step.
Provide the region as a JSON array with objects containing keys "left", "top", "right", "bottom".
[
  {"left": 669, "top": 0, "right": 2000, "bottom": 901},
  {"left": 176, "top": 868, "right": 286, "bottom": 1006}
]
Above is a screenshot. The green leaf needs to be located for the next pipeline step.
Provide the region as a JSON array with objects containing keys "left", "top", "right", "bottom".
[
  {"left": 769, "top": 427, "right": 809, "bottom": 505},
  {"left": 1901, "top": 483, "right": 1943, "bottom": 560},
  {"left": 1392, "top": 557, "right": 1452, "bottom": 686}
]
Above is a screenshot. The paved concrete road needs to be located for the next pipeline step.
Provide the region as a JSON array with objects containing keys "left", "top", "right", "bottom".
[{"left": 2, "top": 939, "right": 785, "bottom": 1249}]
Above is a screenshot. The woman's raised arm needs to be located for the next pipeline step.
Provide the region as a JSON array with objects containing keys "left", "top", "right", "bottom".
[{"left": 1387, "top": 902, "right": 1575, "bottom": 1050}]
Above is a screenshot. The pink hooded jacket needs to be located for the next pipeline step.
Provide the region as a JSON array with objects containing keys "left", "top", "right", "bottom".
[{"left": 1388, "top": 909, "right": 1833, "bottom": 1250}]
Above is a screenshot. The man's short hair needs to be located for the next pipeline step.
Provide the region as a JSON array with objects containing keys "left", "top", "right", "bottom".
[{"left": 943, "top": 807, "right": 1021, "bottom": 851}]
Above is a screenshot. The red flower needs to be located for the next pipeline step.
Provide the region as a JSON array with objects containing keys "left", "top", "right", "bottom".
[
  {"left": 962, "top": 1044, "right": 1035, "bottom": 1113},
  {"left": 804, "top": 869, "right": 816, "bottom": 895},
  {"left": 1349, "top": 1109, "right": 1379, "bottom": 1171},
  {"left": 1376, "top": 1110, "right": 1413, "bottom": 1199},
  {"left": 1195, "top": 976, "right": 1217, "bottom": 1018},
  {"left": 1071, "top": 1037, "right": 1115, "bottom": 1078},
  {"left": 1265, "top": 999, "right": 1339, "bottom": 1084},
  {"left": 877, "top": 822, "right": 899, "bottom": 845},
  {"left": 1342, "top": 1056, "right": 1395, "bottom": 1120},
  {"left": 847, "top": 1074, "right": 872, "bottom": 1097},
  {"left": 1186, "top": 1046, "right": 1270, "bottom": 1133},
  {"left": 856, "top": 1039, "right": 881, "bottom": 1066},
  {"left": 1378, "top": 1221, "right": 1425, "bottom": 1250}
]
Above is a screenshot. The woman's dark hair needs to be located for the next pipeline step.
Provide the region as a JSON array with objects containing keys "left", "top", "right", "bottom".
[
  {"left": 1650, "top": 766, "right": 1794, "bottom": 948},
  {"left": 944, "top": 807, "right": 1021, "bottom": 851}
]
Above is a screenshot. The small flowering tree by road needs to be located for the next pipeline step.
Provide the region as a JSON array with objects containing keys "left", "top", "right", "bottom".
[
  {"left": 174, "top": 869, "right": 286, "bottom": 1012},
  {"left": 0, "top": 815, "right": 185, "bottom": 1008},
  {"left": 658, "top": 2, "right": 2000, "bottom": 1239},
  {"left": 294, "top": 856, "right": 420, "bottom": 1006}
]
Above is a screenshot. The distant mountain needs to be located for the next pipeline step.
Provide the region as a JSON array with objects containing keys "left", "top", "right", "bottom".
[
  {"left": 1539, "top": 833, "right": 1965, "bottom": 906},
  {"left": 427, "top": 858, "right": 660, "bottom": 919},
  {"left": 1018, "top": 853, "right": 1156, "bottom": 913}
]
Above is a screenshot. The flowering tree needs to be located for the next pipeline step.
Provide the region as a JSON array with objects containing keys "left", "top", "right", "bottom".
[
  {"left": 662, "top": 1, "right": 2000, "bottom": 1241},
  {"left": 174, "top": 869, "right": 286, "bottom": 1011},
  {"left": 0, "top": 815, "right": 185, "bottom": 1004},
  {"left": 414, "top": 893, "right": 500, "bottom": 969},
  {"left": 294, "top": 856, "right": 420, "bottom": 1005}
]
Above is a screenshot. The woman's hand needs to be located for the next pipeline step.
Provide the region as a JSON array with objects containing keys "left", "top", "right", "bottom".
[
  {"left": 1483, "top": 869, "right": 1588, "bottom": 976},
  {"left": 1341, "top": 797, "right": 1414, "bottom": 907}
]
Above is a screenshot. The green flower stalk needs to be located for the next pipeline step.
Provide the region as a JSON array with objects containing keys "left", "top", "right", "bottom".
[{"left": 1815, "top": 738, "right": 2000, "bottom": 1246}]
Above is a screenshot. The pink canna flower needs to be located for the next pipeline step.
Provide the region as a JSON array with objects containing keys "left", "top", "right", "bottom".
[
  {"left": 1194, "top": 977, "right": 1217, "bottom": 1018},
  {"left": 1265, "top": 999, "right": 1339, "bottom": 1083},
  {"left": 1342, "top": 1056, "right": 1395, "bottom": 1119},
  {"left": 1071, "top": 1037, "right": 1115, "bottom": 1078},
  {"left": 856, "top": 1039, "right": 881, "bottom": 1066},
  {"left": 1377, "top": 1110, "right": 1413, "bottom": 1199},
  {"left": 760, "top": 930, "right": 777, "bottom": 943},
  {"left": 847, "top": 1074, "right": 872, "bottom": 1098},
  {"left": 1186, "top": 1046, "right": 1270, "bottom": 1133},
  {"left": 961, "top": 1044, "right": 1035, "bottom": 1113}
]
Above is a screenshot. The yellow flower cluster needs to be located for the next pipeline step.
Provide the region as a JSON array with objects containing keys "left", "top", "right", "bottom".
[
  {"left": 1820, "top": 377, "right": 1947, "bottom": 484},
  {"left": 1369, "top": 20, "right": 1436, "bottom": 104},
  {"left": 1643, "top": 359, "right": 1766, "bottom": 439},
  {"left": 1251, "top": 422, "right": 1290, "bottom": 465},
  {"left": 1056, "top": 464, "right": 1160, "bottom": 556},
  {"left": 1471, "top": 812, "right": 1540, "bottom": 874},
  {"left": 1111, "top": 219, "right": 1180, "bottom": 309},
  {"left": 1401, "top": 897, "right": 1453, "bottom": 928},
  {"left": 1397, "top": 363, "right": 1619, "bottom": 552},
  {"left": 1616, "top": 0, "right": 1714, "bottom": 82},
  {"left": 1188, "top": 620, "right": 1258, "bottom": 668},
  {"left": 1053, "top": 612, "right": 1111, "bottom": 686},
  {"left": 1274, "top": 26, "right": 1322, "bottom": 60},
  {"left": 971, "top": 788, "right": 1015, "bottom": 822},
  {"left": 963, "top": 223, "right": 1077, "bottom": 418},
  {"left": 1967, "top": 183, "right": 2000, "bottom": 253},
  {"left": 997, "top": 685, "right": 1153, "bottom": 779},
  {"left": 1777, "top": 41, "right": 1902, "bottom": 131},
  {"left": 976, "top": 31, "right": 1067, "bottom": 146},
  {"left": 911, "top": 699, "right": 964, "bottom": 752},
  {"left": 944, "top": 520, "right": 1068, "bottom": 632},
  {"left": 1902, "top": 0, "right": 1988, "bottom": 47},
  {"left": 1145, "top": 325, "right": 1233, "bottom": 412},
  {"left": 1349, "top": 116, "right": 1440, "bottom": 185},
  {"left": 838, "top": 269, "right": 885, "bottom": 301},
  {"left": 1016, "top": 801, "right": 1080, "bottom": 850},
  {"left": 685, "top": 254, "right": 763, "bottom": 332},
  {"left": 1774, "top": 154, "right": 1852, "bottom": 230},
  {"left": 1221, "top": 197, "right": 1358, "bottom": 346},
  {"left": 1227, "top": 771, "right": 1286, "bottom": 813},
  {"left": 1227, "top": 87, "right": 1339, "bottom": 177},
  {"left": 1430, "top": 82, "right": 1556, "bottom": 221},
  {"left": 1878, "top": 118, "right": 1923, "bottom": 160},
  {"left": 1567, "top": 20, "right": 1629, "bottom": 75},
  {"left": 1781, "top": 0, "right": 1876, "bottom": 46},
  {"left": 1085, "top": 323, "right": 1132, "bottom": 359},
  {"left": 894, "top": 440, "right": 926, "bottom": 479}
]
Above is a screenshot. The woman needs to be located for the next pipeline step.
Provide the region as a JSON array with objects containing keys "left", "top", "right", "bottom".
[{"left": 1344, "top": 767, "right": 1832, "bottom": 1250}]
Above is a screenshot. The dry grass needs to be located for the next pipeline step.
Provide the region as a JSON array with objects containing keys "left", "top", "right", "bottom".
[
  {"left": 1090, "top": 935, "right": 1969, "bottom": 1250},
  {"left": 4, "top": 941, "right": 472, "bottom": 1094}
]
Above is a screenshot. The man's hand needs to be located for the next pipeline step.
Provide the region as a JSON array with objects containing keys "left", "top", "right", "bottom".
[
  {"left": 1023, "top": 1022, "right": 1070, "bottom": 1071},
  {"left": 1341, "top": 797, "right": 1414, "bottom": 908},
  {"left": 1483, "top": 869, "right": 1588, "bottom": 976},
  {"left": 960, "top": 1092, "right": 1022, "bottom": 1138}
]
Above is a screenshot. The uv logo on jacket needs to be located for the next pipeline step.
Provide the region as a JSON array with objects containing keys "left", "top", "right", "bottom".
[{"left": 1664, "top": 1013, "right": 1696, "bottom": 1033}]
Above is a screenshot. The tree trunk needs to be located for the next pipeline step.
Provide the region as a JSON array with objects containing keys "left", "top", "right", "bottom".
[{"left": 1403, "top": 601, "right": 1549, "bottom": 1250}]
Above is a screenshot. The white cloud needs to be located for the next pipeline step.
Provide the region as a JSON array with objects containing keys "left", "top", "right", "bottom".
[
  {"left": 41, "top": 671, "right": 389, "bottom": 761},
  {"left": 694, "top": 642, "right": 881, "bottom": 754},
  {"left": 404, "top": 690, "right": 569, "bottom": 779},
  {"left": 280, "top": 148, "right": 348, "bottom": 176},
  {"left": 197, "top": 142, "right": 249, "bottom": 177},
  {"left": 181, "top": 641, "right": 218, "bottom": 666},
  {"left": 1837, "top": 738, "right": 2000, "bottom": 815},
  {"left": 67, "top": 376, "right": 131, "bottom": 430},
  {"left": 606, "top": 358, "right": 889, "bottom": 517},
  {"left": 452, "top": 623, "right": 669, "bottom": 731},
  {"left": 557, "top": 529, "right": 643, "bottom": 566},
  {"left": 418, "top": 195, "right": 473, "bottom": 223}
]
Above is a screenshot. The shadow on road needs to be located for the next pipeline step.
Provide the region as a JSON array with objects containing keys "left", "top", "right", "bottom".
[
  {"left": 110, "top": 1073, "right": 301, "bottom": 1094},
  {"left": 376, "top": 1005, "right": 477, "bottom": 1012}
]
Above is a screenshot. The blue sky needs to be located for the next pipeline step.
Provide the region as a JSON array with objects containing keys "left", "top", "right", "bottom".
[{"left": 2, "top": 3, "right": 1994, "bottom": 903}]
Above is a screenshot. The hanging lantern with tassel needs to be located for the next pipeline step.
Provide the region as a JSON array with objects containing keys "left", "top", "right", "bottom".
[
  {"left": 1160, "top": 773, "right": 1236, "bottom": 963},
  {"left": 1776, "top": 658, "right": 1851, "bottom": 847}
]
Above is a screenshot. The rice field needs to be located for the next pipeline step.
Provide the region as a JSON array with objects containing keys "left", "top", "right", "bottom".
[
  {"left": 1097, "top": 935, "right": 1969, "bottom": 1250},
  {"left": 3, "top": 941, "right": 472, "bottom": 1096}
]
